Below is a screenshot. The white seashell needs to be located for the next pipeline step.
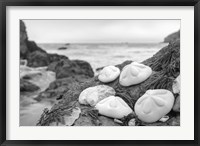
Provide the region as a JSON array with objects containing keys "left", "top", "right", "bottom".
[
  {"left": 172, "top": 75, "right": 180, "bottom": 94},
  {"left": 128, "top": 118, "right": 136, "bottom": 126},
  {"left": 159, "top": 115, "right": 169, "bottom": 122},
  {"left": 64, "top": 107, "right": 81, "bottom": 126},
  {"left": 49, "top": 107, "right": 81, "bottom": 126},
  {"left": 134, "top": 89, "right": 174, "bottom": 123},
  {"left": 79, "top": 85, "right": 115, "bottom": 106},
  {"left": 98, "top": 66, "right": 120, "bottom": 83},
  {"left": 119, "top": 62, "right": 152, "bottom": 86},
  {"left": 95, "top": 96, "right": 133, "bottom": 119}
]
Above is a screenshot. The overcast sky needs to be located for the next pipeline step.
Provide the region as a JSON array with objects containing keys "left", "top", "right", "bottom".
[{"left": 23, "top": 20, "right": 180, "bottom": 43}]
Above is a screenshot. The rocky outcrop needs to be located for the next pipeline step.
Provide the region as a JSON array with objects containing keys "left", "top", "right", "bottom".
[
  {"left": 48, "top": 59, "right": 94, "bottom": 79},
  {"left": 20, "top": 20, "right": 94, "bottom": 103},
  {"left": 37, "top": 40, "right": 180, "bottom": 126},
  {"left": 20, "top": 79, "right": 40, "bottom": 92},
  {"left": 164, "top": 30, "right": 180, "bottom": 43},
  {"left": 20, "top": 20, "right": 65, "bottom": 67},
  {"left": 20, "top": 21, "right": 94, "bottom": 80},
  {"left": 20, "top": 20, "right": 29, "bottom": 59},
  {"left": 20, "top": 21, "right": 47, "bottom": 62},
  {"left": 35, "top": 76, "right": 90, "bottom": 102},
  {"left": 58, "top": 47, "right": 67, "bottom": 50}
]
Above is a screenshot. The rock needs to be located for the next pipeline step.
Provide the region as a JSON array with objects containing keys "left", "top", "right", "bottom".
[
  {"left": 37, "top": 40, "right": 180, "bottom": 126},
  {"left": 35, "top": 75, "right": 95, "bottom": 102},
  {"left": 79, "top": 85, "right": 116, "bottom": 106},
  {"left": 20, "top": 20, "right": 29, "bottom": 59},
  {"left": 95, "top": 96, "right": 133, "bottom": 119},
  {"left": 96, "top": 66, "right": 104, "bottom": 73},
  {"left": 58, "top": 47, "right": 67, "bottom": 50},
  {"left": 48, "top": 76, "right": 88, "bottom": 90},
  {"left": 20, "top": 60, "right": 27, "bottom": 66},
  {"left": 98, "top": 66, "right": 120, "bottom": 83},
  {"left": 119, "top": 62, "right": 152, "bottom": 86},
  {"left": 47, "top": 59, "right": 94, "bottom": 79},
  {"left": 173, "top": 95, "right": 180, "bottom": 112},
  {"left": 22, "top": 72, "right": 42, "bottom": 80},
  {"left": 172, "top": 75, "right": 180, "bottom": 94},
  {"left": 26, "top": 41, "right": 46, "bottom": 54},
  {"left": 134, "top": 89, "right": 174, "bottom": 123},
  {"left": 164, "top": 30, "right": 180, "bottom": 43},
  {"left": 170, "top": 115, "right": 180, "bottom": 126},
  {"left": 98, "top": 116, "right": 120, "bottom": 126},
  {"left": 20, "top": 20, "right": 93, "bottom": 76},
  {"left": 20, "top": 27, "right": 50, "bottom": 66},
  {"left": 48, "top": 53, "right": 68, "bottom": 63},
  {"left": 73, "top": 108, "right": 120, "bottom": 126},
  {"left": 27, "top": 50, "right": 50, "bottom": 67},
  {"left": 20, "top": 79, "right": 40, "bottom": 92}
]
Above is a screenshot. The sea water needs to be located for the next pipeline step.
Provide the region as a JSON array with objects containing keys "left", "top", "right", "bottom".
[
  {"left": 20, "top": 66, "right": 56, "bottom": 126},
  {"left": 38, "top": 43, "right": 168, "bottom": 72}
]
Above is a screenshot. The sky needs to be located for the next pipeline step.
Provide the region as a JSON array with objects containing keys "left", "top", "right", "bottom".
[{"left": 23, "top": 20, "right": 180, "bottom": 43}]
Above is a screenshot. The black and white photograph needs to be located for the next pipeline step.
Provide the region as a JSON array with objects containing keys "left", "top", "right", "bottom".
[{"left": 20, "top": 19, "right": 180, "bottom": 126}]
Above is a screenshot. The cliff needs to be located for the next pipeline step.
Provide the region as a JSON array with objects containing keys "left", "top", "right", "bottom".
[{"left": 164, "top": 30, "right": 180, "bottom": 43}]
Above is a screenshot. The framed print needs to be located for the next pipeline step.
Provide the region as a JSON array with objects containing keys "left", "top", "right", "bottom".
[{"left": 0, "top": 0, "right": 199, "bottom": 145}]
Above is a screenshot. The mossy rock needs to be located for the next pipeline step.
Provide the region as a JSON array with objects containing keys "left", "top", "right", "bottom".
[{"left": 37, "top": 40, "right": 180, "bottom": 126}]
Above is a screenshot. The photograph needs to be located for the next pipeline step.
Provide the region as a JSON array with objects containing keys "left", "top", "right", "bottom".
[{"left": 20, "top": 19, "right": 180, "bottom": 126}]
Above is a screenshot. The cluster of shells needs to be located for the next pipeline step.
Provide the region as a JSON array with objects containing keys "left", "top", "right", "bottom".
[{"left": 78, "top": 62, "right": 180, "bottom": 125}]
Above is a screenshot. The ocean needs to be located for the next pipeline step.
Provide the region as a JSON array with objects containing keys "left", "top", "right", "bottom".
[{"left": 38, "top": 43, "right": 168, "bottom": 72}]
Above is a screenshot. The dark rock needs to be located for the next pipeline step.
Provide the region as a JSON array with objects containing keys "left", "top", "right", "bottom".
[
  {"left": 20, "top": 20, "right": 29, "bottom": 59},
  {"left": 73, "top": 107, "right": 120, "bottom": 126},
  {"left": 26, "top": 41, "right": 46, "bottom": 53},
  {"left": 22, "top": 72, "right": 42, "bottom": 80},
  {"left": 96, "top": 66, "right": 104, "bottom": 72},
  {"left": 48, "top": 59, "right": 94, "bottom": 79},
  {"left": 27, "top": 50, "right": 50, "bottom": 67},
  {"left": 20, "top": 20, "right": 49, "bottom": 67},
  {"left": 35, "top": 76, "right": 90, "bottom": 102},
  {"left": 20, "top": 79, "right": 40, "bottom": 92},
  {"left": 58, "top": 47, "right": 67, "bottom": 50},
  {"left": 37, "top": 40, "right": 180, "bottom": 126},
  {"left": 164, "top": 30, "right": 180, "bottom": 43},
  {"left": 49, "top": 53, "right": 68, "bottom": 63},
  {"left": 20, "top": 20, "right": 47, "bottom": 61}
]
